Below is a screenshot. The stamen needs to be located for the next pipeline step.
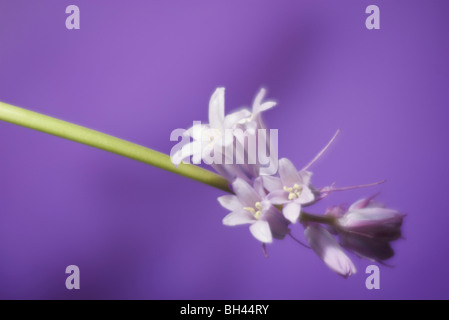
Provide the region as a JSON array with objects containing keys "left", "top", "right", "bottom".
[
  {"left": 288, "top": 233, "right": 311, "bottom": 249},
  {"left": 302, "top": 129, "right": 340, "bottom": 172},
  {"left": 285, "top": 184, "right": 303, "bottom": 200},
  {"left": 245, "top": 202, "right": 263, "bottom": 219},
  {"left": 317, "top": 181, "right": 386, "bottom": 201},
  {"left": 243, "top": 207, "right": 255, "bottom": 214},
  {"left": 262, "top": 243, "right": 269, "bottom": 258}
]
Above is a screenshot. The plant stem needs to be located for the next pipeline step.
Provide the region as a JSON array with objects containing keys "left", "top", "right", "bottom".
[
  {"left": 300, "top": 211, "right": 336, "bottom": 225},
  {"left": 0, "top": 101, "right": 231, "bottom": 193}
]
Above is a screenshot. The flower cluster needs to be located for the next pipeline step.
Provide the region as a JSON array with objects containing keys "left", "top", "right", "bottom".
[{"left": 171, "top": 88, "right": 404, "bottom": 277}]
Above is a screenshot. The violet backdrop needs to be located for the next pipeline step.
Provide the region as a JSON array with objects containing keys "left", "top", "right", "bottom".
[{"left": 0, "top": 0, "right": 448, "bottom": 299}]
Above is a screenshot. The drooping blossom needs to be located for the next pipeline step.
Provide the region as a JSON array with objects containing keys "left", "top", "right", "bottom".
[
  {"left": 219, "top": 177, "right": 290, "bottom": 244},
  {"left": 327, "top": 196, "right": 404, "bottom": 262},
  {"left": 304, "top": 224, "right": 357, "bottom": 278}
]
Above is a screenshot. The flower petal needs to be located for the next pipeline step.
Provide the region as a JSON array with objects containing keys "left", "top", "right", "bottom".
[
  {"left": 224, "top": 109, "right": 251, "bottom": 128},
  {"left": 298, "top": 170, "right": 313, "bottom": 186},
  {"left": 348, "top": 196, "right": 384, "bottom": 211},
  {"left": 305, "top": 225, "right": 357, "bottom": 278},
  {"left": 279, "top": 158, "right": 301, "bottom": 187},
  {"left": 297, "top": 186, "right": 315, "bottom": 204},
  {"left": 253, "top": 177, "right": 266, "bottom": 198},
  {"left": 208, "top": 87, "right": 225, "bottom": 129},
  {"left": 255, "top": 101, "right": 276, "bottom": 114},
  {"left": 218, "top": 195, "right": 242, "bottom": 211},
  {"left": 261, "top": 206, "right": 290, "bottom": 240},
  {"left": 340, "top": 232, "right": 395, "bottom": 261},
  {"left": 222, "top": 209, "right": 255, "bottom": 226},
  {"left": 252, "top": 88, "right": 266, "bottom": 111},
  {"left": 267, "top": 190, "right": 289, "bottom": 205},
  {"left": 283, "top": 202, "right": 301, "bottom": 223},
  {"left": 232, "top": 178, "right": 261, "bottom": 207},
  {"left": 171, "top": 140, "right": 203, "bottom": 165},
  {"left": 249, "top": 220, "right": 273, "bottom": 243},
  {"left": 340, "top": 208, "right": 403, "bottom": 228},
  {"left": 261, "top": 176, "right": 283, "bottom": 192},
  {"left": 185, "top": 123, "right": 210, "bottom": 141},
  {"left": 252, "top": 88, "right": 276, "bottom": 114}
]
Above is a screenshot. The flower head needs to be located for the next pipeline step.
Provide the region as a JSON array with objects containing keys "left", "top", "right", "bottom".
[
  {"left": 263, "top": 158, "right": 315, "bottom": 223},
  {"left": 169, "top": 87, "right": 403, "bottom": 278}
]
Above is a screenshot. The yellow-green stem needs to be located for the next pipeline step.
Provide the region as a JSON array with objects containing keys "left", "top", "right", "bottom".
[{"left": 0, "top": 101, "right": 231, "bottom": 193}]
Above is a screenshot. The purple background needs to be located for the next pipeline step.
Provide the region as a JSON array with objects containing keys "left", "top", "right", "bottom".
[{"left": 0, "top": 0, "right": 448, "bottom": 299}]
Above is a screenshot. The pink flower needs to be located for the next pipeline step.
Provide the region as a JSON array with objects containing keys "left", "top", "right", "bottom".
[
  {"left": 261, "top": 130, "right": 342, "bottom": 223},
  {"left": 328, "top": 197, "right": 405, "bottom": 262},
  {"left": 334, "top": 197, "right": 404, "bottom": 241},
  {"left": 263, "top": 158, "right": 315, "bottom": 223}
]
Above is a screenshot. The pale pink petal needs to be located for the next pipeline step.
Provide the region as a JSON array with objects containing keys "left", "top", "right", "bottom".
[
  {"left": 261, "top": 176, "right": 283, "bottom": 192},
  {"left": 297, "top": 186, "right": 315, "bottom": 204},
  {"left": 185, "top": 123, "right": 210, "bottom": 141},
  {"left": 261, "top": 206, "right": 290, "bottom": 240},
  {"left": 253, "top": 177, "right": 266, "bottom": 198},
  {"left": 348, "top": 197, "right": 385, "bottom": 211},
  {"left": 279, "top": 158, "right": 301, "bottom": 187},
  {"left": 222, "top": 210, "right": 255, "bottom": 226},
  {"left": 252, "top": 88, "right": 266, "bottom": 112},
  {"left": 244, "top": 121, "right": 258, "bottom": 135},
  {"left": 249, "top": 220, "right": 273, "bottom": 243},
  {"left": 208, "top": 87, "right": 225, "bottom": 129},
  {"left": 232, "top": 178, "right": 261, "bottom": 207},
  {"left": 224, "top": 109, "right": 251, "bottom": 128},
  {"left": 218, "top": 195, "right": 242, "bottom": 211},
  {"left": 348, "top": 198, "right": 370, "bottom": 211},
  {"left": 340, "top": 208, "right": 402, "bottom": 228},
  {"left": 283, "top": 202, "right": 301, "bottom": 223},
  {"left": 255, "top": 101, "right": 276, "bottom": 114},
  {"left": 305, "top": 225, "right": 357, "bottom": 278},
  {"left": 252, "top": 88, "right": 276, "bottom": 114},
  {"left": 200, "top": 143, "right": 215, "bottom": 162},
  {"left": 298, "top": 170, "right": 313, "bottom": 186},
  {"left": 267, "top": 190, "right": 289, "bottom": 205},
  {"left": 222, "top": 128, "right": 235, "bottom": 147}
]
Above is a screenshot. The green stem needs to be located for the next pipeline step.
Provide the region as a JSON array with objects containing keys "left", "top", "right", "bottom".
[
  {"left": 0, "top": 101, "right": 231, "bottom": 193},
  {"left": 300, "top": 211, "right": 336, "bottom": 225}
]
